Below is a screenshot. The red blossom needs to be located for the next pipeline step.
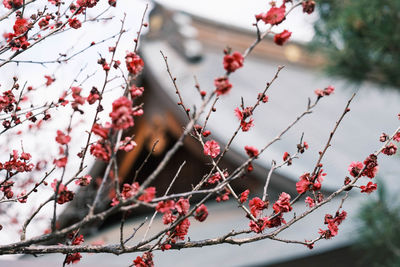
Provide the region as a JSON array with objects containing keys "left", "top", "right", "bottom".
[
  {"left": 249, "top": 218, "right": 268, "bottom": 233},
  {"left": 51, "top": 179, "right": 74, "bottom": 204},
  {"left": 257, "top": 5, "right": 286, "bottom": 25},
  {"left": 240, "top": 118, "right": 254, "bottom": 132},
  {"left": 320, "top": 211, "right": 347, "bottom": 239},
  {"left": 129, "top": 85, "right": 144, "bottom": 99},
  {"left": 348, "top": 161, "right": 363, "bottom": 177},
  {"left": 203, "top": 140, "right": 220, "bottom": 158},
  {"left": 283, "top": 151, "right": 290, "bottom": 162},
  {"left": 125, "top": 52, "right": 144, "bottom": 75},
  {"left": 75, "top": 175, "right": 92, "bottom": 186},
  {"left": 393, "top": 132, "right": 400, "bottom": 142},
  {"left": 54, "top": 157, "right": 67, "bottom": 168},
  {"left": 76, "top": 0, "right": 98, "bottom": 8},
  {"left": 175, "top": 198, "right": 190, "bottom": 215},
  {"left": 382, "top": 142, "right": 397, "bottom": 156},
  {"left": 274, "top": 30, "right": 292, "bottom": 46},
  {"left": 156, "top": 200, "right": 175, "bottom": 213},
  {"left": 240, "top": 189, "right": 250, "bottom": 203},
  {"left": 55, "top": 130, "right": 71, "bottom": 145},
  {"left": 72, "top": 235, "right": 84, "bottom": 245},
  {"left": 13, "top": 18, "right": 29, "bottom": 35},
  {"left": 44, "top": 75, "right": 55, "bottom": 86},
  {"left": 194, "top": 204, "right": 208, "bottom": 222},
  {"left": 121, "top": 182, "right": 139, "bottom": 200},
  {"left": 109, "top": 96, "right": 134, "bottom": 130},
  {"left": 118, "top": 137, "right": 137, "bottom": 152},
  {"left": 87, "top": 87, "right": 100, "bottom": 104},
  {"left": 360, "top": 182, "right": 377, "bottom": 194},
  {"left": 245, "top": 146, "right": 259, "bottom": 158},
  {"left": 216, "top": 188, "right": 230, "bottom": 202},
  {"left": 138, "top": 187, "right": 156, "bottom": 202},
  {"left": 90, "top": 141, "right": 111, "bottom": 162},
  {"left": 65, "top": 253, "right": 82, "bottom": 264},
  {"left": 214, "top": 76, "right": 232, "bottom": 96},
  {"left": 305, "top": 196, "right": 315, "bottom": 208},
  {"left": 162, "top": 211, "right": 176, "bottom": 225},
  {"left": 302, "top": 0, "right": 316, "bottom": 14},
  {"left": 17, "top": 190, "right": 27, "bottom": 203},
  {"left": 91, "top": 123, "right": 109, "bottom": 139},
  {"left": 68, "top": 18, "right": 81, "bottom": 29},
  {"left": 272, "top": 192, "right": 292, "bottom": 213},
  {"left": 362, "top": 154, "right": 379, "bottom": 178},
  {"left": 296, "top": 173, "right": 312, "bottom": 194},
  {"left": 207, "top": 172, "right": 221, "bottom": 184},
  {"left": 315, "top": 86, "right": 335, "bottom": 97},
  {"left": 249, "top": 197, "right": 266, "bottom": 217},
  {"left": 3, "top": 0, "right": 23, "bottom": 9},
  {"left": 223, "top": 51, "right": 244, "bottom": 73},
  {"left": 133, "top": 252, "right": 154, "bottom": 267},
  {"left": 172, "top": 218, "right": 190, "bottom": 241}
]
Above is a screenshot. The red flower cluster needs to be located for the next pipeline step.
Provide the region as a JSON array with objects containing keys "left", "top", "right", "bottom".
[
  {"left": 319, "top": 211, "right": 347, "bottom": 239},
  {"left": 274, "top": 30, "right": 292, "bottom": 46},
  {"left": 118, "top": 137, "right": 137, "bottom": 152},
  {"left": 125, "top": 52, "right": 144, "bottom": 75},
  {"left": 0, "top": 90, "right": 16, "bottom": 113},
  {"left": 4, "top": 18, "right": 30, "bottom": 50},
  {"left": 296, "top": 171, "right": 325, "bottom": 194},
  {"left": 51, "top": 179, "right": 74, "bottom": 204},
  {"left": 76, "top": 0, "right": 98, "bottom": 8},
  {"left": 362, "top": 154, "right": 379, "bottom": 178},
  {"left": 249, "top": 215, "right": 285, "bottom": 233},
  {"left": 216, "top": 187, "right": 230, "bottom": 202},
  {"left": 234, "top": 106, "right": 254, "bottom": 132},
  {"left": 348, "top": 161, "right": 363, "bottom": 177},
  {"left": 90, "top": 140, "right": 111, "bottom": 162},
  {"left": 0, "top": 181, "right": 15, "bottom": 199},
  {"left": 203, "top": 140, "right": 220, "bottom": 158},
  {"left": 55, "top": 130, "right": 71, "bottom": 145},
  {"left": 109, "top": 96, "right": 134, "bottom": 130},
  {"left": 314, "top": 86, "right": 335, "bottom": 97},
  {"left": 207, "top": 172, "right": 221, "bottom": 184},
  {"left": 194, "top": 204, "right": 208, "bottom": 222},
  {"left": 305, "top": 196, "right": 315, "bottom": 208},
  {"left": 138, "top": 187, "right": 156, "bottom": 203},
  {"left": 75, "top": 175, "right": 92, "bottom": 186},
  {"left": 360, "top": 181, "right": 377, "bottom": 194},
  {"left": 214, "top": 76, "right": 232, "bottom": 96},
  {"left": 68, "top": 18, "right": 81, "bottom": 29},
  {"left": 381, "top": 143, "right": 397, "bottom": 156},
  {"left": 65, "top": 253, "right": 82, "bottom": 264},
  {"left": 87, "top": 87, "right": 101, "bottom": 104},
  {"left": 91, "top": 123, "right": 109, "bottom": 139},
  {"left": 129, "top": 85, "right": 144, "bottom": 99},
  {"left": 302, "top": 0, "right": 315, "bottom": 14},
  {"left": 249, "top": 197, "right": 267, "bottom": 217},
  {"left": 0, "top": 150, "right": 34, "bottom": 174},
  {"left": 223, "top": 51, "right": 244, "bottom": 73},
  {"left": 3, "top": 0, "right": 23, "bottom": 9},
  {"left": 240, "top": 189, "right": 250, "bottom": 203},
  {"left": 133, "top": 252, "right": 154, "bottom": 267},
  {"left": 272, "top": 192, "right": 292, "bottom": 213},
  {"left": 256, "top": 5, "right": 286, "bottom": 25},
  {"left": 244, "top": 146, "right": 259, "bottom": 158},
  {"left": 393, "top": 132, "right": 400, "bottom": 142}
]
